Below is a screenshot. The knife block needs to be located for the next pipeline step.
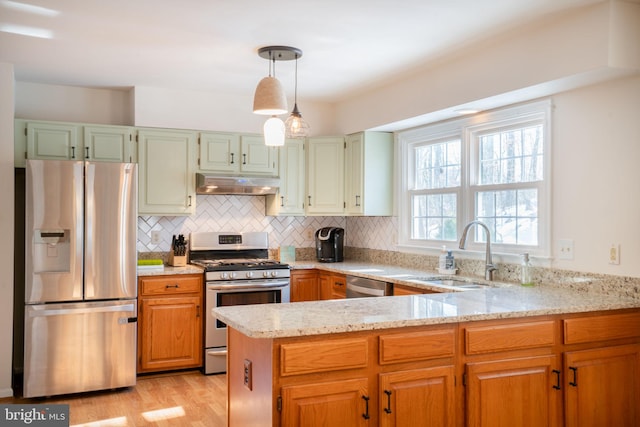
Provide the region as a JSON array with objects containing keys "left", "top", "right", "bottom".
[{"left": 168, "top": 252, "right": 187, "bottom": 267}]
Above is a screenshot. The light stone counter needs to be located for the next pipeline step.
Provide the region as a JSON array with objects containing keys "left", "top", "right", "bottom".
[
  {"left": 214, "top": 283, "right": 640, "bottom": 339},
  {"left": 137, "top": 264, "right": 203, "bottom": 277}
]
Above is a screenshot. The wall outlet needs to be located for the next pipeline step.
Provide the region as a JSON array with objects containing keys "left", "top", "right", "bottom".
[
  {"left": 150, "top": 230, "right": 162, "bottom": 245},
  {"left": 306, "top": 228, "right": 315, "bottom": 240},
  {"left": 609, "top": 244, "right": 620, "bottom": 265},
  {"left": 557, "top": 239, "right": 574, "bottom": 260}
]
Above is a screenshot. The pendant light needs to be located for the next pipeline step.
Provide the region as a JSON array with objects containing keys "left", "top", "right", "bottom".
[
  {"left": 284, "top": 53, "right": 310, "bottom": 138},
  {"left": 263, "top": 115, "right": 286, "bottom": 147},
  {"left": 253, "top": 49, "right": 287, "bottom": 115},
  {"left": 253, "top": 46, "right": 304, "bottom": 146}
]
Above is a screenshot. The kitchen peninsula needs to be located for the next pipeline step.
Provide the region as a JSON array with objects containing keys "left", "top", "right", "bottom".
[{"left": 214, "top": 268, "right": 640, "bottom": 427}]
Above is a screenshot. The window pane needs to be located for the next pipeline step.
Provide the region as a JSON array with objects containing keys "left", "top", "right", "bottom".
[
  {"left": 479, "top": 125, "right": 543, "bottom": 185},
  {"left": 476, "top": 189, "right": 538, "bottom": 245},
  {"left": 414, "top": 139, "right": 461, "bottom": 190},
  {"left": 412, "top": 194, "right": 457, "bottom": 241}
]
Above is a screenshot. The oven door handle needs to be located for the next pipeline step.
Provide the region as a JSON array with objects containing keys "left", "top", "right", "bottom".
[
  {"left": 207, "top": 280, "right": 290, "bottom": 291},
  {"left": 207, "top": 349, "right": 228, "bottom": 356}
]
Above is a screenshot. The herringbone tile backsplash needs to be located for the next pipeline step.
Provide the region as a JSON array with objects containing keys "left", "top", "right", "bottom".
[{"left": 137, "top": 195, "right": 397, "bottom": 253}]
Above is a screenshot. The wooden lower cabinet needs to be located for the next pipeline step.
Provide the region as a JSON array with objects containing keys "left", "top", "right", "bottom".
[
  {"left": 319, "top": 272, "right": 346, "bottom": 299},
  {"left": 465, "top": 355, "right": 561, "bottom": 427},
  {"left": 137, "top": 274, "right": 203, "bottom": 373},
  {"left": 281, "top": 378, "right": 370, "bottom": 427},
  {"left": 380, "top": 366, "right": 456, "bottom": 427},
  {"left": 290, "top": 270, "right": 319, "bottom": 302},
  {"left": 226, "top": 310, "right": 640, "bottom": 427},
  {"left": 564, "top": 344, "right": 640, "bottom": 427},
  {"left": 393, "top": 284, "right": 437, "bottom": 295}
]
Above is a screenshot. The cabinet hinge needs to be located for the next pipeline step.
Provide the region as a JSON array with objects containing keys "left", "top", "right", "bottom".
[
  {"left": 343, "top": 201, "right": 346, "bottom": 208},
  {"left": 277, "top": 396, "right": 282, "bottom": 412},
  {"left": 344, "top": 141, "right": 346, "bottom": 149},
  {"left": 24, "top": 128, "right": 27, "bottom": 136},
  {"left": 197, "top": 158, "right": 200, "bottom": 166},
  {"left": 136, "top": 134, "right": 139, "bottom": 142},
  {"left": 462, "top": 373, "right": 467, "bottom": 387}
]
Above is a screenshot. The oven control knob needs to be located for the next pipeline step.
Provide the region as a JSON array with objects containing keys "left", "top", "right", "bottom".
[
  {"left": 230, "top": 272, "right": 237, "bottom": 279},
  {"left": 270, "top": 271, "right": 278, "bottom": 278},
  {"left": 220, "top": 272, "right": 228, "bottom": 280},
  {"left": 246, "top": 271, "right": 254, "bottom": 279}
]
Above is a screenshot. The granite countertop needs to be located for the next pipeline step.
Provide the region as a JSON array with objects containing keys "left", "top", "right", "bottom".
[
  {"left": 214, "top": 261, "right": 640, "bottom": 339},
  {"left": 137, "top": 264, "right": 203, "bottom": 276}
]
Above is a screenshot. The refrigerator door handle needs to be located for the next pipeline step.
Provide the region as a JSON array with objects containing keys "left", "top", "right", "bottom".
[{"left": 28, "top": 303, "right": 136, "bottom": 317}]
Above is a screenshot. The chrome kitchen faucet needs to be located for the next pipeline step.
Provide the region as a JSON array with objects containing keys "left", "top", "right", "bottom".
[{"left": 459, "top": 220, "right": 497, "bottom": 281}]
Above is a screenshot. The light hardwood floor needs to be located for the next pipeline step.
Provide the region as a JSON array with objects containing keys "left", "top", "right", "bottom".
[{"left": 2, "top": 371, "right": 227, "bottom": 426}]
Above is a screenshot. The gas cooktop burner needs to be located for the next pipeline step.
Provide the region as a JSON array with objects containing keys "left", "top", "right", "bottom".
[{"left": 191, "top": 258, "right": 286, "bottom": 270}]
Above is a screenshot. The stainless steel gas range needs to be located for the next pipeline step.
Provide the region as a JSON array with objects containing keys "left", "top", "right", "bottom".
[{"left": 189, "top": 231, "right": 290, "bottom": 375}]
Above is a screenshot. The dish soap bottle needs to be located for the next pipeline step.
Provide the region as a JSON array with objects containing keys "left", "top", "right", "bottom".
[
  {"left": 521, "top": 253, "right": 534, "bottom": 287},
  {"left": 439, "top": 246, "right": 448, "bottom": 271},
  {"left": 446, "top": 250, "right": 455, "bottom": 270}
]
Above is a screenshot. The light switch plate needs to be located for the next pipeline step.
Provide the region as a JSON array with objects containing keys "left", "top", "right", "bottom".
[{"left": 557, "top": 239, "right": 574, "bottom": 260}]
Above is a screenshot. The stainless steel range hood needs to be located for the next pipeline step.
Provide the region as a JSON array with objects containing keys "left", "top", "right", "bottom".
[{"left": 196, "top": 173, "right": 279, "bottom": 195}]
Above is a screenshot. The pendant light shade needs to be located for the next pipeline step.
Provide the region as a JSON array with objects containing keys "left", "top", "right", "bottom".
[
  {"left": 284, "top": 103, "right": 310, "bottom": 138},
  {"left": 253, "top": 76, "right": 288, "bottom": 115},
  {"left": 263, "top": 116, "right": 285, "bottom": 146},
  {"left": 285, "top": 53, "right": 310, "bottom": 138}
]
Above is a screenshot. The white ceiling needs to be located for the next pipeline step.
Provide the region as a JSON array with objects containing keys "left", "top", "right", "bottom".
[{"left": 0, "top": 0, "right": 604, "bottom": 104}]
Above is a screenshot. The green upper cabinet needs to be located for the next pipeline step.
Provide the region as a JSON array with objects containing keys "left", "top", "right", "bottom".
[
  {"left": 198, "top": 132, "right": 240, "bottom": 173},
  {"left": 137, "top": 128, "right": 197, "bottom": 216},
  {"left": 306, "top": 136, "right": 345, "bottom": 216},
  {"left": 26, "top": 121, "right": 79, "bottom": 161},
  {"left": 266, "top": 138, "right": 306, "bottom": 216},
  {"left": 17, "top": 120, "right": 135, "bottom": 164},
  {"left": 344, "top": 131, "right": 394, "bottom": 216},
  {"left": 198, "top": 132, "right": 278, "bottom": 176},
  {"left": 83, "top": 125, "right": 135, "bottom": 163}
]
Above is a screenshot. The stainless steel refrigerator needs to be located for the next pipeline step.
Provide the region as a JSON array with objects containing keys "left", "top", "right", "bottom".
[{"left": 23, "top": 159, "right": 138, "bottom": 398}]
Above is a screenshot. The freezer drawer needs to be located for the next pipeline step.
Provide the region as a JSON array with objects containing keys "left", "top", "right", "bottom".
[{"left": 23, "top": 300, "right": 137, "bottom": 398}]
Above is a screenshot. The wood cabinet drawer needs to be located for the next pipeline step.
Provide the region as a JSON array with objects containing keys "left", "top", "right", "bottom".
[
  {"left": 280, "top": 337, "right": 368, "bottom": 376},
  {"left": 564, "top": 312, "right": 640, "bottom": 344},
  {"left": 465, "top": 320, "right": 556, "bottom": 355},
  {"left": 140, "top": 275, "right": 202, "bottom": 296},
  {"left": 379, "top": 328, "right": 455, "bottom": 364}
]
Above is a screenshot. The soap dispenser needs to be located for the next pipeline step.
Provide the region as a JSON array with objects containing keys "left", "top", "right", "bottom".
[
  {"left": 438, "top": 246, "right": 448, "bottom": 270},
  {"left": 521, "top": 253, "right": 534, "bottom": 287}
]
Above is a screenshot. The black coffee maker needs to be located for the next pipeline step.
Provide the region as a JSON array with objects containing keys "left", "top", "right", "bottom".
[{"left": 315, "top": 227, "right": 344, "bottom": 262}]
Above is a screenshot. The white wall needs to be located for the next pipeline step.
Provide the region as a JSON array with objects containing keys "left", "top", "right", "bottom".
[
  {"left": 15, "top": 82, "right": 133, "bottom": 125},
  {"left": 133, "top": 85, "right": 337, "bottom": 136},
  {"left": 552, "top": 74, "right": 640, "bottom": 276},
  {"left": 0, "top": 62, "right": 15, "bottom": 397}
]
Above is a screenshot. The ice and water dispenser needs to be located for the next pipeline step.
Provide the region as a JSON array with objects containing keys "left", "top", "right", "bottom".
[{"left": 32, "top": 229, "right": 71, "bottom": 273}]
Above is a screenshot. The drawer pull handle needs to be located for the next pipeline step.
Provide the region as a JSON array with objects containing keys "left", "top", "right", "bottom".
[
  {"left": 552, "top": 369, "right": 561, "bottom": 390},
  {"left": 569, "top": 366, "right": 578, "bottom": 387},
  {"left": 361, "top": 395, "right": 370, "bottom": 420},
  {"left": 165, "top": 284, "right": 180, "bottom": 289},
  {"left": 384, "top": 390, "right": 392, "bottom": 414}
]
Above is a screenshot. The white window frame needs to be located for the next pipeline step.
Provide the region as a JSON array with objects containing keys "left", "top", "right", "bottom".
[{"left": 397, "top": 99, "right": 552, "bottom": 260}]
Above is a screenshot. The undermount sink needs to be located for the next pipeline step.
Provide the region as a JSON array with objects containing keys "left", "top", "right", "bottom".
[{"left": 406, "top": 277, "right": 490, "bottom": 290}]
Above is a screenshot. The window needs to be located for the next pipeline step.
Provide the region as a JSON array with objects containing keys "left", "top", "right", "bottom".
[{"left": 398, "top": 100, "right": 551, "bottom": 256}]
